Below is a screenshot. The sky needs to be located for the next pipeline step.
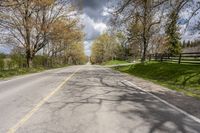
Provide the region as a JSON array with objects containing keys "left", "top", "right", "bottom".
[
  {"left": 0, "top": 0, "right": 110, "bottom": 55},
  {"left": 0, "top": 0, "right": 199, "bottom": 54},
  {"left": 77, "top": 0, "right": 200, "bottom": 56},
  {"left": 76, "top": 0, "right": 110, "bottom": 56}
]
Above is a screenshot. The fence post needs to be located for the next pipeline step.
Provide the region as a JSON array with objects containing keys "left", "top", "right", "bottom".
[{"left": 178, "top": 53, "right": 182, "bottom": 64}]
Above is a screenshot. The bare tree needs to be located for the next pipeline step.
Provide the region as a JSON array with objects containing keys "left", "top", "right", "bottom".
[
  {"left": 0, "top": 0, "right": 76, "bottom": 67},
  {"left": 112, "top": 0, "right": 168, "bottom": 63}
]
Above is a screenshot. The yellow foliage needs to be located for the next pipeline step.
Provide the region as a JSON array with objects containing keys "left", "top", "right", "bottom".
[{"left": 33, "top": 0, "right": 55, "bottom": 6}]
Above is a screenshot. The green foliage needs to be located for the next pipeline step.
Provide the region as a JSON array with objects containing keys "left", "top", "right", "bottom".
[
  {"left": 165, "top": 11, "right": 182, "bottom": 55},
  {"left": 33, "top": 55, "right": 48, "bottom": 68},
  {"left": 91, "top": 33, "right": 127, "bottom": 64},
  {"left": 127, "top": 19, "right": 143, "bottom": 60},
  {"left": 6, "top": 59, "right": 16, "bottom": 70},
  {"left": 64, "top": 42, "right": 87, "bottom": 65},
  {"left": 0, "top": 57, "right": 4, "bottom": 70},
  {"left": 10, "top": 54, "right": 26, "bottom": 68},
  {"left": 91, "top": 38, "right": 105, "bottom": 64},
  {"left": 114, "top": 62, "right": 200, "bottom": 98},
  {"left": 0, "top": 53, "right": 6, "bottom": 58}
]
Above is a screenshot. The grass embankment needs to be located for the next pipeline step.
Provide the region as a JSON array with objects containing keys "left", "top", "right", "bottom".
[
  {"left": 102, "top": 60, "right": 130, "bottom": 65},
  {"left": 0, "top": 65, "right": 69, "bottom": 79},
  {"left": 114, "top": 62, "right": 200, "bottom": 98},
  {"left": 0, "top": 68, "right": 44, "bottom": 79}
]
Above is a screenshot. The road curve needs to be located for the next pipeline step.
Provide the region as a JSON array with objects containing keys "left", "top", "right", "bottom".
[{"left": 0, "top": 65, "right": 200, "bottom": 133}]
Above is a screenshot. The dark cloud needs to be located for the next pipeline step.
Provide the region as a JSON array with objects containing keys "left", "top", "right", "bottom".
[
  {"left": 72, "top": 0, "right": 108, "bottom": 21},
  {"left": 84, "top": 0, "right": 107, "bottom": 20},
  {"left": 83, "top": 0, "right": 107, "bottom": 10}
]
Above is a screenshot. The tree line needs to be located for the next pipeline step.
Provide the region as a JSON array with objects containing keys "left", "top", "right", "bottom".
[
  {"left": 91, "top": 0, "right": 200, "bottom": 64},
  {"left": 182, "top": 40, "right": 200, "bottom": 48},
  {"left": 0, "top": 0, "right": 86, "bottom": 69}
]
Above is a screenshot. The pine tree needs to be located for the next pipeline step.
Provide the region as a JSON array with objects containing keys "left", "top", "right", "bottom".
[
  {"left": 165, "top": 10, "right": 182, "bottom": 55},
  {"left": 187, "top": 41, "right": 191, "bottom": 47},
  {"left": 182, "top": 40, "right": 186, "bottom": 48}
]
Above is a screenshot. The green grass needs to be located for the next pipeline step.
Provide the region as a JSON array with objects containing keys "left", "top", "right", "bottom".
[
  {"left": 102, "top": 60, "right": 130, "bottom": 65},
  {"left": 114, "top": 62, "right": 200, "bottom": 98},
  {"left": 0, "top": 65, "right": 69, "bottom": 79},
  {"left": 0, "top": 68, "right": 45, "bottom": 79}
]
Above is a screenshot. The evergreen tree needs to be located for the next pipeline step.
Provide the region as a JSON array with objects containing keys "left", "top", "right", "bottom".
[
  {"left": 165, "top": 10, "right": 182, "bottom": 55},
  {"left": 187, "top": 41, "right": 191, "bottom": 47},
  {"left": 182, "top": 40, "right": 186, "bottom": 48}
]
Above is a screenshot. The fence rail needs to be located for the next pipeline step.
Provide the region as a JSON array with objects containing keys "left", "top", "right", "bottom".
[{"left": 149, "top": 52, "right": 200, "bottom": 64}]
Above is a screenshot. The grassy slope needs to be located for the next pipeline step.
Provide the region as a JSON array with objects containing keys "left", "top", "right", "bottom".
[
  {"left": 114, "top": 62, "right": 200, "bottom": 98},
  {"left": 102, "top": 60, "right": 129, "bottom": 65},
  {"left": 0, "top": 65, "right": 69, "bottom": 79},
  {"left": 0, "top": 68, "right": 45, "bottom": 79}
]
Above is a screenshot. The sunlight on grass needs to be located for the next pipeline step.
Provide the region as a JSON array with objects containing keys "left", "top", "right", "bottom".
[
  {"left": 0, "top": 65, "right": 69, "bottom": 79},
  {"left": 114, "top": 62, "right": 200, "bottom": 98},
  {"left": 0, "top": 68, "right": 44, "bottom": 79}
]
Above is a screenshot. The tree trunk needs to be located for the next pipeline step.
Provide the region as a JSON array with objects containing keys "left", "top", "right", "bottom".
[
  {"left": 141, "top": 43, "right": 147, "bottom": 63},
  {"left": 141, "top": 0, "right": 148, "bottom": 64},
  {"left": 27, "top": 58, "right": 33, "bottom": 68},
  {"left": 26, "top": 50, "right": 33, "bottom": 68}
]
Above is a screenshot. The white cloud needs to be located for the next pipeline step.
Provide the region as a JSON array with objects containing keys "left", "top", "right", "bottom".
[
  {"left": 102, "top": 7, "right": 110, "bottom": 16},
  {"left": 81, "top": 14, "right": 107, "bottom": 36},
  {"left": 93, "top": 22, "right": 107, "bottom": 34},
  {"left": 102, "top": 7, "right": 113, "bottom": 17},
  {"left": 81, "top": 13, "right": 108, "bottom": 55}
]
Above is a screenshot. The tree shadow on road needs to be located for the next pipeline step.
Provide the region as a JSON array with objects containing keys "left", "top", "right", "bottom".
[{"left": 30, "top": 68, "right": 200, "bottom": 133}]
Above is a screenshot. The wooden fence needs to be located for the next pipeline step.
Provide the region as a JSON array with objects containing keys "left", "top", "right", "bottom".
[{"left": 149, "top": 52, "right": 200, "bottom": 64}]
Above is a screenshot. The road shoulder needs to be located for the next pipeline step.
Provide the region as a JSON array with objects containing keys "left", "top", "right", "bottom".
[{"left": 109, "top": 68, "right": 200, "bottom": 119}]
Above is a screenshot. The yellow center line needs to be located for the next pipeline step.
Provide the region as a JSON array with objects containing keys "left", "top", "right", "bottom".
[{"left": 7, "top": 67, "right": 82, "bottom": 133}]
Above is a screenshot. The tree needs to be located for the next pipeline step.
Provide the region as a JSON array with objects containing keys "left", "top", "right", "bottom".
[
  {"left": 64, "top": 42, "right": 86, "bottom": 65},
  {"left": 186, "top": 1, "right": 200, "bottom": 32},
  {"left": 165, "top": 0, "right": 189, "bottom": 55},
  {"left": 10, "top": 54, "right": 26, "bottom": 68},
  {"left": 0, "top": 54, "right": 4, "bottom": 70},
  {"left": 45, "top": 18, "right": 84, "bottom": 66},
  {"left": 150, "top": 35, "right": 167, "bottom": 54},
  {"left": 0, "top": 0, "right": 78, "bottom": 67},
  {"left": 91, "top": 33, "right": 122, "bottom": 64},
  {"left": 115, "top": 32, "right": 129, "bottom": 60},
  {"left": 91, "top": 37, "right": 105, "bottom": 64},
  {"left": 182, "top": 40, "right": 186, "bottom": 48},
  {"left": 112, "top": 0, "right": 167, "bottom": 63},
  {"left": 165, "top": 10, "right": 182, "bottom": 55},
  {"left": 127, "top": 17, "right": 144, "bottom": 60}
]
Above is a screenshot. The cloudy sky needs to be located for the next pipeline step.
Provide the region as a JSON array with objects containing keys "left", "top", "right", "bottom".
[
  {"left": 77, "top": 0, "right": 200, "bottom": 56},
  {"left": 0, "top": 0, "right": 111, "bottom": 54},
  {"left": 75, "top": 0, "right": 110, "bottom": 56},
  {"left": 0, "top": 1, "right": 199, "bottom": 54}
]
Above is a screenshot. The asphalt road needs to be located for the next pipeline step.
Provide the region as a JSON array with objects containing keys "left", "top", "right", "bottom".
[{"left": 0, "top": 65, "right": 200, "bottom": 133}]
